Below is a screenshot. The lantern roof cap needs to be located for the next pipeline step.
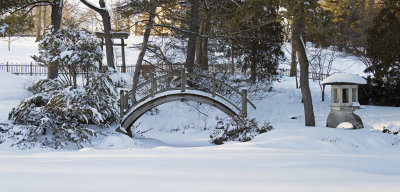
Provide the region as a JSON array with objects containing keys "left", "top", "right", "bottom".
[{"left": 322, "top": 73, "right": 366, "bottom": 85}]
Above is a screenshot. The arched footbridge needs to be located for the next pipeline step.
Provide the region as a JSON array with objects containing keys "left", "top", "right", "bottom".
[{"left": 117, "top": 68, "right": 256, "bottom": 137}]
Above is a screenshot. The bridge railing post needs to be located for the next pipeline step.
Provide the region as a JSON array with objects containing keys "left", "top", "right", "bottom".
[
  {"left": 181, "top": 68, "right": 186, "bottom": 92},
  {"left": 124, "top": 90, "right": 129, "bottom": 109},
  {"left": 120, "top": 89, "right": 125, "bottom": 119},
  {"left": 151, "top": 73, "right": 156, "bottom": 98},
  {"left": 241, "top": 88, "right": 248, "bottom": 118},
  {"left": 212, "top": 73, "right": 216, "bottom": 98}
]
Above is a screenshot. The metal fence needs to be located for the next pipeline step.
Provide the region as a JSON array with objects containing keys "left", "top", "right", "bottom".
[
  {"left": 1, "top": 62, "right": 329, "bottom": 80},
  {"left": 0, "top": 62, "right": 47, "bottom": 75},
  {"left": 280, "top": 68, "right": 329, "bottom": 80},
  {"left": 0, "top": 62, "right": 136, "bottom": 76}
]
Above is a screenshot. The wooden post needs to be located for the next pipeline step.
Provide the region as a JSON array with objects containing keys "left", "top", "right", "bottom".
[
  {"left": 30, "top": 62, "right": 33, "bottom": 76},
  {"left": 241, "top": 89, "right": 248, "bottom": 118},
  {"left": 181, "top": 68, "right": 186, "bottom": 92},
  {"left": 6, "top": 62, "right": 8, "bottom": 72},
  {"left": 212, "top": 73, "right": 216, "bottom": 97},
  {"left": 120, "top": 89, "right": 125, "bottom": 119},
  {"left": 151, "top": 73, "right": 156, "bottom": 98},
  {"left": 121, "top": 38, "right": 126, "bottom": 73},
  {"left": 124, "top": 90, "right": 127, "bottom": 110}
]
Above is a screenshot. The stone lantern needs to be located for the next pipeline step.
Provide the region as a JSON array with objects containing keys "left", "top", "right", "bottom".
[{"left": 322, "top": 73, "right": 367, "bottom": 129}]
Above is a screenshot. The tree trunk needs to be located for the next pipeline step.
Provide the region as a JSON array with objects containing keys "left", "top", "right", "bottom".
[
  {"left": 131, "top": 5, "right": 157, "bottom": 102},
  {"left": 48, "top": 0, "right": 63, "bottom": 80},
  {"left": 195, "top": 21, "right": 203, "bottom": 68},
  {"left": 185, "top": 0, "right": 200, "bottom": 73},
  {"left": 99, "top": 0, "right": 115, "bottom": 69},
  {"left": 51, "top": 0, "right": 62, "bottom": 31},
  {"left": 290, "top": 36, "right": 297, "bottom": 77},
  {"left": 195, "top": 1, "right": 210, "bottom": 71},
  {"left": 36, "top": 6, "right": 42, "bottom": 41},
  {"left": 288, "top": 4, "right": 297, "bottom": 77},
  {"left": 200, "top": 9, "right": 210, "bottom": 71},
  {"left": 80, "top": 0, "right": 115, "bottom": 69},
  {"left": 43, "top": 5, "right": 47, "bottom": 34},
  {"left": 293, "top": 3, "right": 315, "bottom": 127}
]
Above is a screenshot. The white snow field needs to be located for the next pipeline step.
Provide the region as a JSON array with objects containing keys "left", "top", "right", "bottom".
[{"left": 0, "top": 37, "right": 399, "bottom": 192}]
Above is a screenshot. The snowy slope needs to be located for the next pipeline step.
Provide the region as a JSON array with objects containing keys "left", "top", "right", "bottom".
[
  {"left": 0, "top": 37, "right": 399, "bottom": 192},
  {"left": 0, "top": 70, "right": 32, "bottom": 122}
]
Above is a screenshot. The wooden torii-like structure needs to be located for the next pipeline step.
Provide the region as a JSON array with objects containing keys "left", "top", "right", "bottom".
[{"left": 95, "top": 32, "right": 130, "bottom": 72}]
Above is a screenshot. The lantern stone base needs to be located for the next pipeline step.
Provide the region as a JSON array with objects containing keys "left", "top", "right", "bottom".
[{"left": 326, "top": 110, "right": 364, "bottom": 129}]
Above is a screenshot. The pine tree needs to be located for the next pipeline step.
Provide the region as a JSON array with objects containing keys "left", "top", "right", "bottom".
[
  {"left": 222, "top": 0, "right": 283, "bottom": 82},
  {"left": 0, "top": 12, "right": 34, "bottom": 50},
  {"left": 365, "top": 0, "right": 400, "bottom": 80},
  {"left": 320, "top": 0, "right": 378, "bottom": 52}
]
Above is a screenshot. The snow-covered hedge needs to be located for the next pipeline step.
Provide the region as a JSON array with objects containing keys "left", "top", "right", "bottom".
[{"left": 5, "top": 72, "right": 125, "bottom": 149}]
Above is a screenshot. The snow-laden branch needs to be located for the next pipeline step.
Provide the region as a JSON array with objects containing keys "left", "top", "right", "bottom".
[
  {"left": 7, "top": 1, "right": 53, "bottom": 15},
  {"left": 152, "top": 23, "right": 209, "bottom": 38},
  {"left": 79, "top": 0, "right": 107, "bottom": 13}
]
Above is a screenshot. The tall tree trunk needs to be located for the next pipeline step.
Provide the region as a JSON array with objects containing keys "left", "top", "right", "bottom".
[
  {"left": 196, "top": 20, "right": 204, "bottom": 66},
  {"left": 195, "top": 1, "right": 210, "bottom": 71},
  {"left": 185, "top": 0, "right": 200, "bottom": 73},
  {"left": 36, "top": 6, "right": 42, "bottom": 41},
  {"left": 51, "top": 0, "right": 62, "bottom": 31},
  {"left": 131, "top": 5, "right": 157, "bottom": 102},
  {"left": 290, "top": 35, "right": 297, "bottom": 77},
  {"left": 293, "top": 3, "right": 315, "bottom": 127},
  {"left": 195, "top": 21, "right": 203, "bottom": 68},
  {"left": 48, "top": 0, "right": 63, "bottom": 80},
  {"left": 99, "top": 0, "right": 115, "bottom": 69},
  {"left": 288, "top": 3, "right": 297, "bottom": 77},
  {"left": 200, "top": 8, "right": 210, "bottom": 71},
  {"left": 43, "top": 6, "right": 47, "bottom": 33},
  {"left": 291, "top": 33, "right": 299, "bottom": 89},
  {"left": 80, "top": 0, "right": 115, "bottom": 69}
]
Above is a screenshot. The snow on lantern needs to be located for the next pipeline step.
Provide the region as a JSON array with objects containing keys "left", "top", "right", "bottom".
[{"left": 322, "top": 73, "right": 367, "bottom": 129}]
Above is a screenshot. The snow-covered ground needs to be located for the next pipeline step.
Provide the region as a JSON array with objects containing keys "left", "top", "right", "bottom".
[{"left": 0, "top": 37, "right": 399, "bottom": 192}]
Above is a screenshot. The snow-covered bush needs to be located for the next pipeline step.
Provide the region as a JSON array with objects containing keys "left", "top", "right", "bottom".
[
  {"left": 28, "top": 79, "right": 65, "bottom": 94},
  {"left": 210, "top": 116, "right": 273, "bottom": 145},
  {"left": 6, "top": 72, "right": 124, "bottom": 149},
  {"left": 32, "top": 28, "right": 102, "bottom": 87}
]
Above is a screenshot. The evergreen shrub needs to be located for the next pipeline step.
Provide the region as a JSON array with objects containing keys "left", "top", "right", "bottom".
[
  {"left": 5, "top": 72, "right": 124, "bottom": 149},
  {"left": 210, "top": 115, "right": 272, "bottom": 145},
  {"left": 359, "top": 76, "right": 400, "bottom": 107}
]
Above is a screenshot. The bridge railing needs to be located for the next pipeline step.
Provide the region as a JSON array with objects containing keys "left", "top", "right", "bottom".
[{"left": 119, "top": 68, "right": 256, "bottom": 120}]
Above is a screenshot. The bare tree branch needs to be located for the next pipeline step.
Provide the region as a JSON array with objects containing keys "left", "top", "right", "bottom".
[
  {"left": 79, "top": 0, "right": 103, "bottom": 13},
  {"left": 8, "top": 1, "right": 53, "bottom": 15}
]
